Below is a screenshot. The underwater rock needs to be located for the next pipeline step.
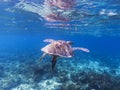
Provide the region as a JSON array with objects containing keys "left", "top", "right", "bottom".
[
  {"left": 12, "top": 84, "right": 34, "bottom": 90},
  {"left": 0, "top": 64, "right": 5, "bottom": 77},
  {"left": 38, "top": 78, "right": 62, "bottom": 90},
  {"left": 56, "top": 70, "right": 120, "bottom": 90},
  {"left": 0, "top": 76, "right": 21, "bottom": 90}
]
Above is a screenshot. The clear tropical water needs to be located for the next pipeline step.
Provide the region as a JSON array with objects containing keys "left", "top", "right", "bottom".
[{"left": 0, "top": 0, "right": 120, "bottom": 90}]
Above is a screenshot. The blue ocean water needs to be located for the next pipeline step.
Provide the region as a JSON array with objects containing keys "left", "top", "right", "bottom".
[{"left": 0, "top": 0, "right": 120, "bottom": 90}]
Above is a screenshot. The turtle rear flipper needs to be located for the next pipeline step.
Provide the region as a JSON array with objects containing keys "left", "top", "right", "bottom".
[
  {"left": 51, "top": 55, "right": 57, "bottom": 71},
  {"left": 39, "top": 53, "right": 47, "bottom": 62}
]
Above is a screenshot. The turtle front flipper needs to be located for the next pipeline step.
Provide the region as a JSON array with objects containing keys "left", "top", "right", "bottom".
[
  {"left": 51, "top": 55, "right": 58, "bottom": 71},
  {"left": 39, "top": 53, "right": 47, "bottom": 62},
  {"left": 44, "top": 39, "right": 55, "bottom": 43},
  {"left": 73, "top": 47, "right": 90, "bottom": 53}
]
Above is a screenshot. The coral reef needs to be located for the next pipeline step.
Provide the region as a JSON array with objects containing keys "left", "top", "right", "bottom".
[{"left": 0, "top": 53, "right": 120, "bottom": 90}]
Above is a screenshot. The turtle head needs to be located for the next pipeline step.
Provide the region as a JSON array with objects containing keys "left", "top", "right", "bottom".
[{"left": 67, "top": 41, "right": 73, "bottom": 45}]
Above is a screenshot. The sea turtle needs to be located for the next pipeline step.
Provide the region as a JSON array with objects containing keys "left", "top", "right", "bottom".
[{"left": 39, "top": 39, "right": 90, "bottom": 71}]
